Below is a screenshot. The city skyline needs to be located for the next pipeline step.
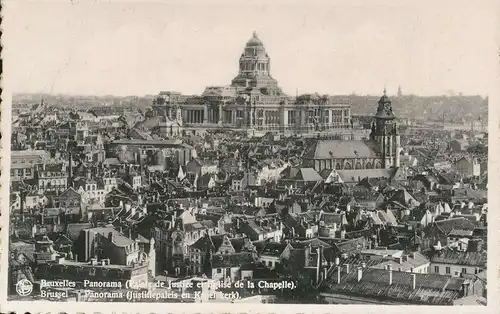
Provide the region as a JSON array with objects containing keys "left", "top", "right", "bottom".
[{"left": 4, "top": 0, "right": 496, "bottom": 97}]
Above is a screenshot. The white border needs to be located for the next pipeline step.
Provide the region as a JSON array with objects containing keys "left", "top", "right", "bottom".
[{"left": 1, "top": 0, "right": 499, "bottom": 313}]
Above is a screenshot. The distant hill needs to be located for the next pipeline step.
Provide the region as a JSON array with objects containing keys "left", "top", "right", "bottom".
[{"left": 12, "top": 93, "right": 487, "bottom": 122}]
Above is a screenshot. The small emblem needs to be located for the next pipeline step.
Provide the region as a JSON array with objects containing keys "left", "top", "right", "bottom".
[{"left": 16, "top": 278, "right": 33, "bottom": 296}]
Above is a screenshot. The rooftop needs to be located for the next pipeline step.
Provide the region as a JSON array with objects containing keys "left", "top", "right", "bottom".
[{"left": 323, "top": 267, "right": 465, "bottom": 305}]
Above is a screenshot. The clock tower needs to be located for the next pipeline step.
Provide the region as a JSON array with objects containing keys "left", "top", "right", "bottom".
[{"left": 370, "top": 88, "right": 401, "bottom": 168}]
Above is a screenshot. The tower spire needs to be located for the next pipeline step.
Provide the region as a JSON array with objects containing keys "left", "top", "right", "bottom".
[
  {"left": 383, "top": 85, "right": 387, "bottom": 96},
  {"left": 253, "top": 30, "right": 258, "bottom": 38}
]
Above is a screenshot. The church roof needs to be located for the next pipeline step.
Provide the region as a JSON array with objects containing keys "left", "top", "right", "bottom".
[{"left": 305, "top": 140, "right": 380, "bottom": 159}]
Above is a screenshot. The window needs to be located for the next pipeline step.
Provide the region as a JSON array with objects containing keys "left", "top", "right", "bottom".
[
  {"left": 268, "top": 261, "right": 273, "bottom": 267},
  {"left": 462, "top": 268, "right": 467, "bottom": 274},
  {"left": 434, "top": 266, "right": 439, "bottom": 273},
  {"left": 446, "top": 267, "right": 451, "bottom": 274},
  {"left": 217, "top": 268, "right": 222, "bottom": 274}
]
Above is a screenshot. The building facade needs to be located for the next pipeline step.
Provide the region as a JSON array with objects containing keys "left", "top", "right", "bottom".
[{"left": 152, "top": 32, "right": 352, "bottom": 135}]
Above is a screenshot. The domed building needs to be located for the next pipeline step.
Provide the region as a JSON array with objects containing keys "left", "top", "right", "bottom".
[
  {"left": 152, "top": 32, "right": 353, "bottom": 135},
  {"left": 230, "top": 31, "right": 283, "bottom": 96}
]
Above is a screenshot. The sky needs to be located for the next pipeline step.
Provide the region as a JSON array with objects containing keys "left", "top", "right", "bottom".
[{"left": 3, "top": 0, "right": 498, "bottom": 97}]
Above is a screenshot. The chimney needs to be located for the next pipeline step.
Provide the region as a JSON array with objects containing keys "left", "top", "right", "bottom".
[
  {"left": 337, "top": 266, "right": 341, "bottom": 284},
  {"left": 388, "top": 265, "right": 393, "bottom": 285},
  {"left": 68, "top": 153, "right": 73, "bottom": 182},
  {"left": 316, "top": 247, "right": 322, "bottom": 285},
  {"left": 304, "top": 245, "right": 310, "bottom": 267},
  {"left": 344, "top": 263, "right": 350, "bottom": 273},
  {"left": 340, "top": 229, "right": 346, "bottom": 239},
  {"left": 362, "top": 262, "right": 367, "bottom": 268},
  {"left": 411, "top": 273, "right": 416, "bottom": 290},
  {"left": 108, "top": 232, "right": 114, "bottom": 243},
  {"left": 335, "top": 257, "right": 340, "bottom": 265},
  {"left": 357, "top": 267, "right": 363, "bottom": 282}
]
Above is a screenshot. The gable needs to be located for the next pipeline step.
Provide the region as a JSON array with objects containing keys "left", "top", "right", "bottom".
[
  {"left": 58, "top": 188, "right": 81, "bottom": 199},
  {"left": 216, "top": 236, "right": 236, "bottom": 254}
]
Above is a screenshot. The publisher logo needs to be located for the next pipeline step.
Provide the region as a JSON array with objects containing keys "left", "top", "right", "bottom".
[{"left": 16, "top": 279, "right": 33, "bottom": 296}]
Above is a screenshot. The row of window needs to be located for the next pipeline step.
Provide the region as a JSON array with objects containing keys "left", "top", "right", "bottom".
[
  {"left": 11, "top": 169, "right": 32, "bottom": 176},
  {"left": 433, "top": 265, "right": 480, "bottom": 275},
  {"left": 40, "top": 179, "right": 67, "bottom": 187}
]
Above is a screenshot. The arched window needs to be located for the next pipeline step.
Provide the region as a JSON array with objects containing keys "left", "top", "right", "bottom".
[
  {"left": 375, "top": 161, "right": 382, "bottom": 169},
  {"left": 344, "top": 163, "right": 352, "bottom": 170},
  {"left": 355, "top": 162, "right": 362, "bottom": 170},
  {"left": 366, "top": 162, "right": 373, "bottom": 169},
  {"left": 335, "top": 163, "right": 342, "bottom": 170}
]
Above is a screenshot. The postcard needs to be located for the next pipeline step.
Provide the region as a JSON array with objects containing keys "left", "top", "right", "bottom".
[{"left": 1, "top": 0, "right": 497, "bottom": 313}]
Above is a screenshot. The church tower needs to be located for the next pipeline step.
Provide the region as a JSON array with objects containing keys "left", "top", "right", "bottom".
[{"left": 370, "top": 88, "right": 401, "bottom": 168}]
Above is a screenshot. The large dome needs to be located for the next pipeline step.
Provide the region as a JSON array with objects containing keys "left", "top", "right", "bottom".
[{"left": 246, "top": 31, "right": 264, "bottom": 47}]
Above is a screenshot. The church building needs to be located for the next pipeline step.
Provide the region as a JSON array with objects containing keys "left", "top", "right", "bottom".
[{"left": 304, "top": 89, "right": 402, "bottom": 172}]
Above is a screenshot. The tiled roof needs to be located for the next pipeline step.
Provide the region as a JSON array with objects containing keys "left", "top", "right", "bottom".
[
  {"left": 91, "top": 227, "right": 135, "bottom": 247},
  {"left": 448, "top": 229, "right": 474, "bottom": 237},
  {"left": 434, "top": 218, "right": 476, "bottom": 235},
  {"left": 430, "top": 250, "right": 486, "bottom": 267},
  {"left": 387, "top": 189, "right": 420, "bottom": 208},
  {"left": 332, "top": 237, "right": 366, "bottom": 254},
  {"left": 211, "top": 252, "right": 253, "bottom": 268},
  {"left": 371, "top": 252, "right": 430, "bottom": 271},
  {"left": 369, "top": 210, "right": 398, "bottom": 226},
  {"left": 323, "top": 268, "right": 465, "bottom": 305},
  {"left": 295, "top": 168, "right": 323, "bottom": 182},
  {"left": 260, "top": 242, "right": 289, "bottom": 257},
  {"left": 305, "top": 140, "right": 380, "bottom": 159},
  {"left": 292, "top": 238, "right": 332, "bottom": 249},
  {"left": 184, "top": 220, "right": 215, "bottom": 233},
  {"left": 336, "top": 169, "right": 390, "bottom": 183}
]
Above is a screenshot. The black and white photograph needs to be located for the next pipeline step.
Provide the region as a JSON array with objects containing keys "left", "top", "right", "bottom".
[{"left": 1, "top": 0, "right": 497, "bottom": 311}]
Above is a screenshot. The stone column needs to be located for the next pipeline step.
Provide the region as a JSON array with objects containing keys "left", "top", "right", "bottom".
[
  {"left": 218, "top": 104, "right": 223, "bottom": 125},
  {"left": 203, "top": 106, "right": 208, "bottom": 124},
  {"left": 329, "top": 110, "right": 333, "bottom": 129},
  {"left": 244, "top": 109, "right": 249, "bottom": 127},
  {"left": 301, "top": 109, "right": 307, "bottom": 128}
]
